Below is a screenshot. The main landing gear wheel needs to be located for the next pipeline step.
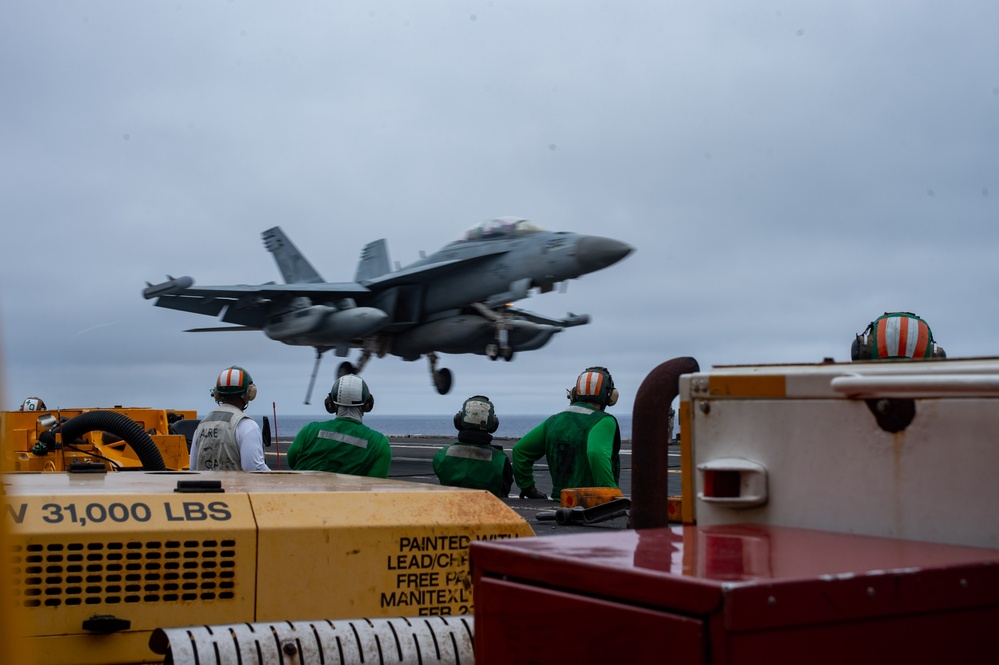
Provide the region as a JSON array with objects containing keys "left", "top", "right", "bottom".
[
  {"left": 434, "top": 368, "right": 453, "bottom": 395},
  {"left": 337, "top": 361, "right": 355, "bottom": 378},
  {"left": 426, "top": 353, "right": 453, "bottom": 395},
  {"left": 486, "top": 344, "right": 514, "bottom": 361}
]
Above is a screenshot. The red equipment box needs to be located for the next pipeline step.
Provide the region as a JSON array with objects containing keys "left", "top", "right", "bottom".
[{"left": 471, "top": 523, "right": 999, "bottom": 664}]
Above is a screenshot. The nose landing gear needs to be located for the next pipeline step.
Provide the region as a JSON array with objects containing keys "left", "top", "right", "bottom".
[
  {"left": 337, "top": 348, "right": 372, "bottom": 379},
  {"left": 474, "top": 302, "right": 515, "bottom": 362}
]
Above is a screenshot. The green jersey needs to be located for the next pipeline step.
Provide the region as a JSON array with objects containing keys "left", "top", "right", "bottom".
[
  {"left": 512, "top": 403, "right": 620, "bottom": 497},
  {"left": 433, "top": 439, "right": 513, "bottom": 498},
  {"left": 287, "top": 417, "right": 392, "bottom": 478}
]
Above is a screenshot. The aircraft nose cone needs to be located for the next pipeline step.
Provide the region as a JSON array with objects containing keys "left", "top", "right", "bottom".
[{"left": 576, "top": 236, "right": 634, "bottom": 272}]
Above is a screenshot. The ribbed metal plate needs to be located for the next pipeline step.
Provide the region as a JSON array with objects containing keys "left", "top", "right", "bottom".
[{"left": 150, "top": 616, "right": 475, "bottom": 665}]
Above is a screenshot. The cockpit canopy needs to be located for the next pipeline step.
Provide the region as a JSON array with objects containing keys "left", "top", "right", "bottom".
[{"left": 461, "top": 217, "right": 545, "bottom": 242}]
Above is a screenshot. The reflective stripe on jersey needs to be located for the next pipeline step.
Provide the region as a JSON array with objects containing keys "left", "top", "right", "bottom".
[
  {"left": 445, "top": 445, "right": 494, "bottom": 461},
  {"left": 318, "top": 429, "right": 369, "bottom": 448},
  {"left": 201, "top": 411, "right": 238, "bottom": 424}
]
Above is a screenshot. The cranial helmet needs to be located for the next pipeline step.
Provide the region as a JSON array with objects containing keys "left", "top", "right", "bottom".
[
  {"left": 852, "top": 312, "right": 946, "bottom": 361},
  {"left": 326, "top": 374, "right": 374, "bottom": 413},
  {"left": 20, "top": 397, "right": 46, "bottom": 412},
  {"left": 570, "top": 366, "right": 619, "bottom": 407},
  {"left": 210, "top": 366, "right": 257, "bottom": 401},
  {"left": 454, "top": 395, "right": 499, "bottom": 433}
]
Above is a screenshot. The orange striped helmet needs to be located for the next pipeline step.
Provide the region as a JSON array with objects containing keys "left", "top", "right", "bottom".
[
  {"left": 570, "top": 366, "right": 619, "bottom": 406},
  {"left": 852, "top": 312, "right": 945, "bottom": 360},
  {"left": 210, "top": 366, "right": 257, "bottom": 401}
]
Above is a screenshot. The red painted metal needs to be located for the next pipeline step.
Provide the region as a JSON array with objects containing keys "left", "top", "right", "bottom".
[{"left": 471, "top": 524, "right": 999, "bottom": 664}]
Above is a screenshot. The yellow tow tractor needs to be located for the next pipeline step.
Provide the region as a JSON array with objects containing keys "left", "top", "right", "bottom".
[
  {"left": 1, "top": 406, "right": 197, "bottom": 473},
  {"left": 1, "top": 406, "right": 534, "bottom": 665}
]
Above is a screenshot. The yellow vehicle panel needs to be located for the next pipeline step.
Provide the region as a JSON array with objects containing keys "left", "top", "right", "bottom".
[
  {"left": 3, "top": 470, "right": 534, "bottom": 665},
  {"left": 253, "top": 488, "right": 532, "bottom": 619},
  {"left": 8, "top": 490, "right": 257, "bottom": 637}
]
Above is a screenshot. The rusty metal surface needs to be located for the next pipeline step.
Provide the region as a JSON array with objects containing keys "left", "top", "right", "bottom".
[{"left": 631, "top": 356, "right": 699, "bottom": 530}]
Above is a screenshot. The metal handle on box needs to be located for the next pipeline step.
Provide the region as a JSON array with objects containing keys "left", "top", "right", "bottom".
[{"left": 831, "top": 374, "right": 999, "bottom": 398}]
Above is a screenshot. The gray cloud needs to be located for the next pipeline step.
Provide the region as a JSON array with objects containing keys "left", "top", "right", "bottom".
[{"left": 2, "top": 1, "right": 997, "bottom": 419}]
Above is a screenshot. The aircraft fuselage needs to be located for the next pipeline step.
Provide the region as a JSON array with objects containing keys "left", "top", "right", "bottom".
[{"left": 400, "top": 231, "right": 629, "bottom": 320}]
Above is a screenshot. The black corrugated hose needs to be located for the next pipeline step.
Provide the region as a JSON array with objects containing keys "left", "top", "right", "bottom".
[{"left": 59, "top": 410, "right": 166, "bottom": 471}]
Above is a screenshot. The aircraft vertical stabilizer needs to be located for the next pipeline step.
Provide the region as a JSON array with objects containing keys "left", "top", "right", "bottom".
[
  {"left": 261, "top": 227, "right": 325, "bottom": 284},
  {"left": 355, "top": 239, "right": 392, "bottom": 282}
]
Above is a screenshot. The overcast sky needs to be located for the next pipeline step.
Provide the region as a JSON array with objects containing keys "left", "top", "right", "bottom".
[{"left": 2, "top": 2, "right": 997, "bottom": 421}]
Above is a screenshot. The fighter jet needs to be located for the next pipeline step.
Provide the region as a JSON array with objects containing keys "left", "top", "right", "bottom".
[{"left": 143, "top": 217, "right": 633, "bottom": 401}]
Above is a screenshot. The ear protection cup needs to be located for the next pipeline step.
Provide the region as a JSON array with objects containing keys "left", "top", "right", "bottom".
[
  {"left": 326, "top": 395, "right": 373, "bottom": 412},
  {"left": 211, "top": 384, "right": 257, "bottom": 403},
  {"left": 852, "top": 331, "right": 872, "bottom": 361},
  {"left": 212, "top": 366, "right": 254, "bottom": 401},
  {"left": 455, "top": 395, "right": 499, "bottom": 432},
  {"left": 325, "top": 393, "right": 373, "bottom": 412}
]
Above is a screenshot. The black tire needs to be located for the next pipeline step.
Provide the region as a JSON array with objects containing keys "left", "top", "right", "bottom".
[{"left": 435, "top": 368, "right": 453, "bottom": 395}]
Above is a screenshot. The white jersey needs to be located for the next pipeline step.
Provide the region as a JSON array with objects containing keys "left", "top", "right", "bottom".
[{"left": 191, "top": 404, "right": 252, "bottom": 471}]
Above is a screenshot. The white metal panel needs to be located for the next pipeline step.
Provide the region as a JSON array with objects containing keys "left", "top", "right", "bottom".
[{"left": 685, "top": 358, "right": 999, "bottom": 549}]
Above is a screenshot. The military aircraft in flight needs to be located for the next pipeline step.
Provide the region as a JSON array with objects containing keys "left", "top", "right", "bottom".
[{"left": 143, "top": 217, "right": 633, "bottom": 401}]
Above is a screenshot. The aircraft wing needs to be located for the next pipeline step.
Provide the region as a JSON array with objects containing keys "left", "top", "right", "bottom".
[
  {"left": 144, "top": 279, "right": 372, "bottom": 327},
  {"left": 149, "top": 282, "right": 371, "bottom": 299}
]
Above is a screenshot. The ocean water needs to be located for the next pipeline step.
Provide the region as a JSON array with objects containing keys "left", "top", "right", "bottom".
[{"left": 250, "top": 413, "right": 635, "bottom": 440}]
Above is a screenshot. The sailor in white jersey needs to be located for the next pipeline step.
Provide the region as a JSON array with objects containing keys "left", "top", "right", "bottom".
[{"left": 190, "top": 366, "right": 269, "bottom": 471}]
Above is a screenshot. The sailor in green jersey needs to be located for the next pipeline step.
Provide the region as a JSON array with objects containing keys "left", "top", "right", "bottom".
[
  {"left": 513, "top": 366, "right": 622, "bottom": 500},
  {"left": 287, "top": 374, "right": 392, "bottom": 478},
  {"left": 433, "top": 395, "right": 513, "bottom": 498}
]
